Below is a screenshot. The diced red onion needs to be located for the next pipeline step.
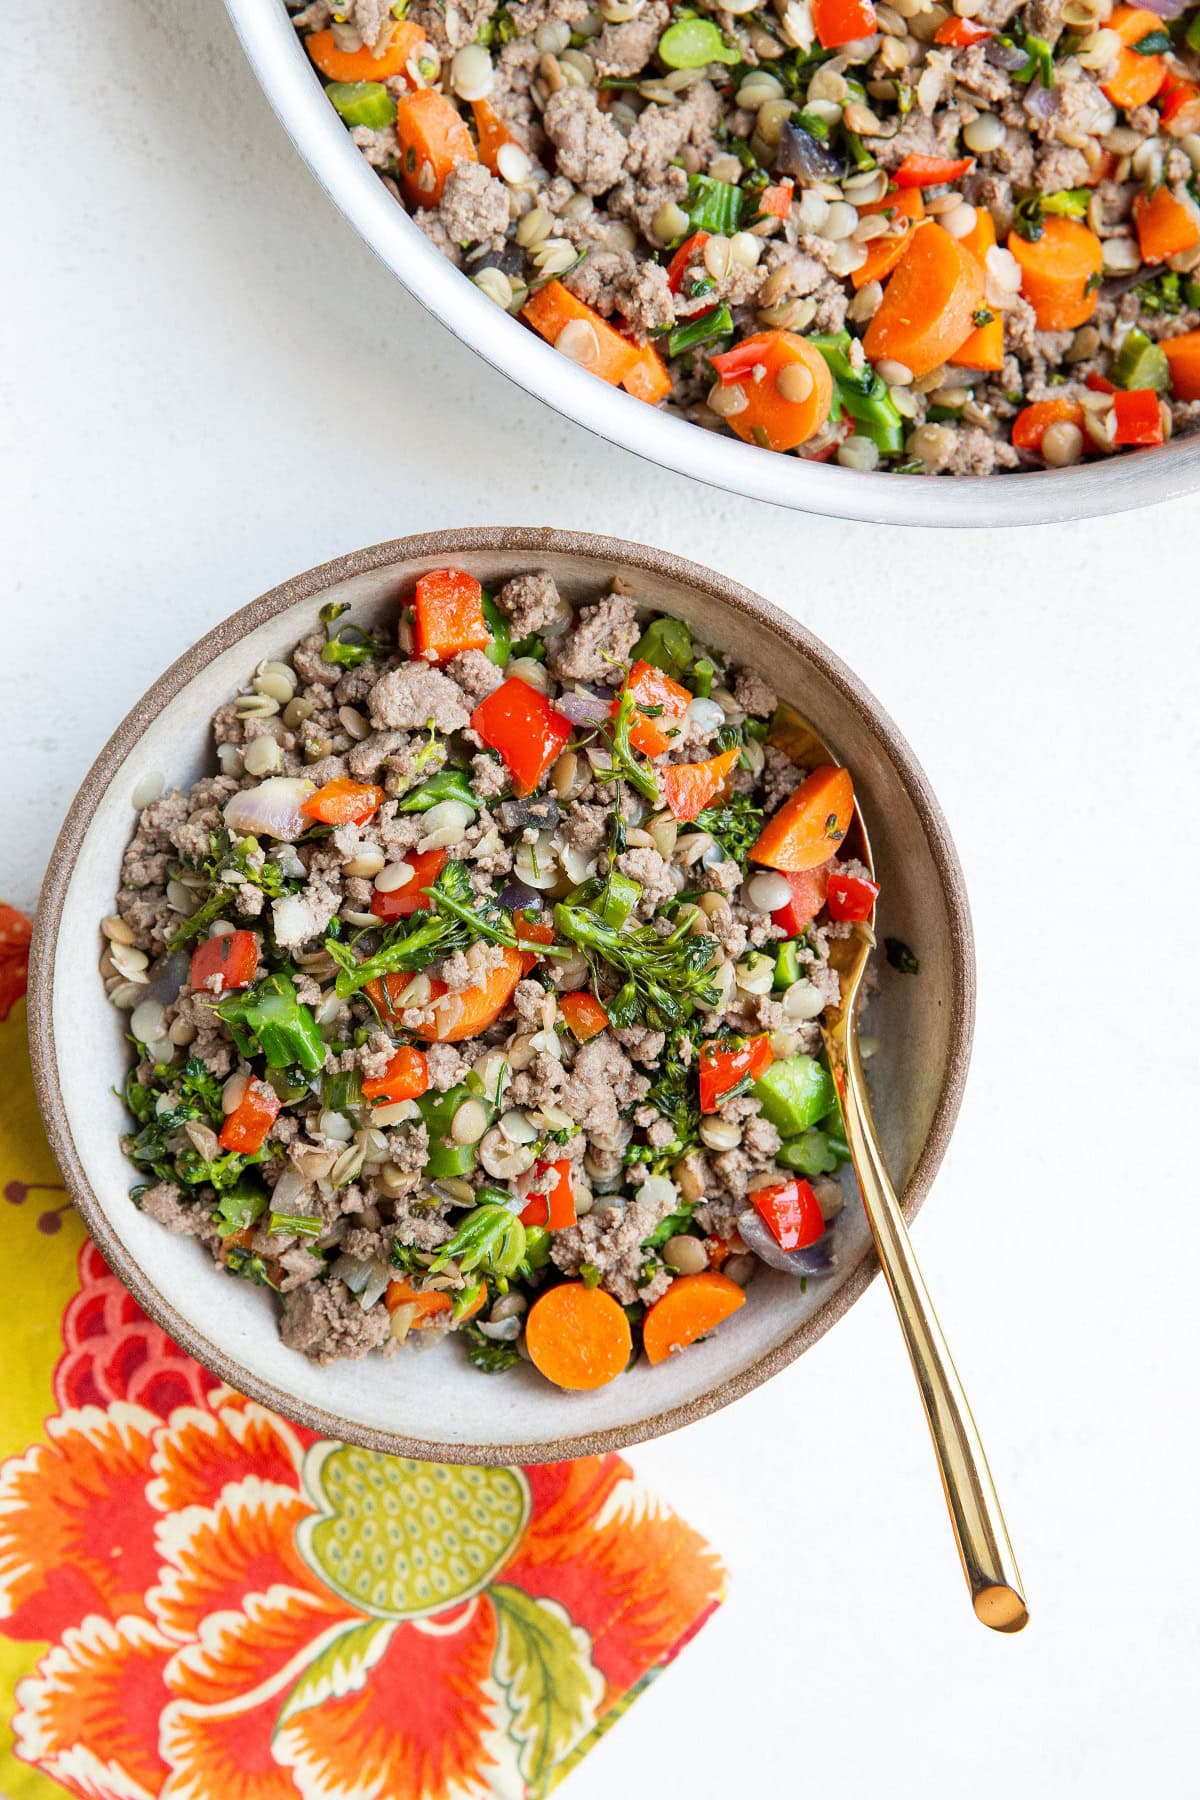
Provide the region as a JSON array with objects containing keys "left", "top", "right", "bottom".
[
  {"left": 736, "top": 1208, "right": 838, "bottom": 1277},
  {"left": 499, "top": 880, "right": 543, "bottom": 913},
  {"left": 1141, "top": 0, "right": 1187, "bottom": 16},
  {"left": 1024, "top": 83, "right": 1057, "bottom": 121},
  {"left": 556, "top": 690, "right": 612, "bottom": 726},
  {"left": 986, "top": 39, "right": 1030, "bottom": 70},
  {"left": 224, "top": 777, "right": 316, "bottom": 843},
  {"left": 358, "top": 1261, "right": 391, "bottom": 1311},
  {"left": 776, "top": 122, "right": 845, "bottom": 182},
  {"left": 146, "top": 948, "right": 190, "bottom": 1006}
]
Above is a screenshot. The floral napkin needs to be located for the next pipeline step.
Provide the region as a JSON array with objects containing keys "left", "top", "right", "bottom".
[{"left": 0, "top": 905, "right": 725, "bottom": 1800}]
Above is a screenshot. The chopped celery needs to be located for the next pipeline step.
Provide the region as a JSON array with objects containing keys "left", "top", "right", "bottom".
[
  {"left": 216, "top": 974, "right": 325, "bottom": 1074},
  {"left": 482, "top": 591, "right": 511, "bottom": 666},
  {"left": 773, "top": 940, "right": 803, "bottom": 991},
  {"left": 658, "top": 15, "right": 739, "bottom": 67},
  {"left": 632, "top": 615, "right": 692, "bottom": 680},
  {"left": 752, "top": 1054, "right": 836, "bottom": 1136},
  {"left": 322, "top": 1068, "right": 364, "bottom": 1113},
  {"left": 776, "top": 1129, "right": 841, "bottom": 1177},
  {"left": 397, "top": 768, "right": 479, "bottom": 812},
  {"left": 810, "top": 331, "right": 906, "bottom": 455},
  {"left": 214, "top": 1175, "right": 268, "bottom": 1239},
  {"left": 418, "top": 1084, "right": 487, "bottom": 1179},
  {"left": 692, "top": 658, "right": 715, "bottom": 699},
  {"left": 1113, "top": 328, "right": 1170, "bottom": 393},
  {"left": 685, "top": 174, "right": 745, "bottom": 235},
  {"left": 666, "top": 303, "right": 734, "bottom": 359},
  {"left": 325, "top": 81, "right": 397, "bottom": 128}
]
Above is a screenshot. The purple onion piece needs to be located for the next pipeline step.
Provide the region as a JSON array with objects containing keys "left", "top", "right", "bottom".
[
  {"left": 736, "top": 1208, "right": 838, "bottom": 1278},
  {"left": 146, "top": 948, "right": 190, "bottom": 1007},
  {"left": 1140, "top": 0, "right": 1188, "bottom": 15},
  {"left": 499, "top": 880, "right": 543, "bottom": 913},
  {"left": 1024, "top": 82, "right": 1058, "bottom": 121},
  {"left": 556, "top": 690, "right": 612, "bottom": 726},
  {"left": 1101, "top": 270, "right": 1147, "bottom": 301},
  {"left": 986, "top": 39, "right": 1030, "bottom": 70},
  {"left": 776, "top": 122, "right": 845, "bottom": 183}
]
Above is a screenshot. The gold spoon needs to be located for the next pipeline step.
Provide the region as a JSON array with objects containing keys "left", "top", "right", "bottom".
[{"left": 773, "top": 707, "right": 1028, "bottom": 1634}]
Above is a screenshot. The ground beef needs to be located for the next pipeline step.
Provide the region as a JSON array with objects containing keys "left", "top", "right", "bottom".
[
  {"left": 550, "top": 1190, "right": 676, "bottom": 1304},
  {"left": 446, "top": 649, "right": 505, "bottom": 704},
  {"left": 616, "top": 846, "right": 677, "bottom": 914},
  {"left": 591, "top": 3, "right": 669, "bottom": 77},
  {"left": 565, "top": 250, "right": 674, "bottom": 339},
  {"left": 732, "top": 665, "right": 777, "bottom": 718},
  {"left": 280, "top": 1280, "right": 393, "bottom": 1363},
  {"left": 367, "top": 662, "right": 471, "bottom": 731},
  {"left": 559, "top": 1033, "right": 649, "bottom": 1149},
  {"left": 546, "top": 593, "right": 639, "bottom": 684},
  {"left": 138, "top": 1182, "right": 218, "bottom": 1242},
  {"left": 543, "top": 88, "right": 628, "bottom": 195},
  {"left": 495, "top": 569, "right": 567, "bottom": 636},
  {"left": 437, "top": 160, "right": 510, "bottom": 248}
]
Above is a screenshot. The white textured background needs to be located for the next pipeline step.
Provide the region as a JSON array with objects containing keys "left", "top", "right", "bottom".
[{"left": 4, "top": 4, "right": 1199, "bottom": 1795}]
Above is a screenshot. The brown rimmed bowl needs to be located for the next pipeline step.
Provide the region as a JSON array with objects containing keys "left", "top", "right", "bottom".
[{"left": 29, "top": 528, "right": 974, "bottom": 1462}]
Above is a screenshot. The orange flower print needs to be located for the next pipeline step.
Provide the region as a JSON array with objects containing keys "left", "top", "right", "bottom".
[
  {"left": 0, "top": 903, "right": 31, "bottom": 1023},
  {"left": 1, "top": 1241, "right": 726, "bottom": 1799}
]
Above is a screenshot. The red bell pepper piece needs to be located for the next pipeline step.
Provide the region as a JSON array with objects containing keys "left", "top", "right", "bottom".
[
  {"left": 470, "top": 677, "right": 573, "bottom": 796},
  {"left": 0, "top": 903, "right": 31, "bottom": 1022},
  {"left": 413, "top": 568, "right": 490, "bottom": 663},
  {"left": 751, "top": 1177, "right": 825, "bottom": 1251},
  {"left": 710, "top": 337, "right": 773, "bottom": 385},
  {"left": 369, "top": 846, "right": 447, "bottom": 923},
  {"left": 189, "top": 929, "right": 259, "bottom": 994},
  {"left": 666, "top": 231, "right": 710, "bottom": 294},
  {"left": 826, "top": 872, "right": 879, "bottom": 922},
  {"left": 934, "top": 16, "right": 991, "bottom": 44},
  {"left": 520, "top": 1160, "right": 578, "bottom": 1230},
  {"left": 218, "top": 1079, "right": 281, "bottom": 1154},
  {"left": 300, "top": 776, "right": 384, "bottom": 827},
  {"left": 771, "top": 865, "right": 832, "bottom": 936},
  {"left": 1160, "top": 75, "right": 1200, "bottom": 132},
  {"left": 513, "top": 911, "right": 555, "bottom": 973},
  {"left": 1085, "top": 371, "right": 1116, "bottom": 394},
  {"left": 759, "top": 180, "right": 794, "bottom": 221},
  {"left": 698, "top": 1033, "right": 775, "bottom": 1113},
  {"left": 617, "top": 659, "right": 692, "bottom": 758},
  {"left": 1111, "top": 387, "right": 1164, "bottom": 446},
  {"left": 893, "top": 153, "right": 975, "bottom": 188},
  {"left": 361, "top": 1044, "right": 429, "bottom": 1103},
  {"left": 659, "top": 746, "right": 739, "bottom": 822},
  {"left": 811, "top": 0, "right": 877, "bottom": 48},
  {"left": 558, "top": 989, "right": 609, "bottom": 1042}
]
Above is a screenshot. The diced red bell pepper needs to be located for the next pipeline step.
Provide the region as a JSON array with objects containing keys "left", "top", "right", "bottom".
[
  {"left": 470, "top": 678, "right": 573, "bottom": 796},
  {"left": 1085, "top": 371, "right": 1116, "bottom": 394},
  {"left": 218, "top": 1079, "right": 281, "bottom": 1154},
  {"left": 710, "top": 338, "right": 772, "bottom": 385},
  {"left": 0, "top": 902, "right": 31, "bottom": 1022},
  {"left": 759, "top": 181, "right": 794, "bottom": 221},
  {"left": 513, "top": 912, "right": 555, "bottom": 974},
  {"left": 300, "top": 777, "right": 384, "bottom": 827},
  {"left": 751, "top": 1177, "right": 825, "bottom": 1251},
  {"left": 618, "top": 659, "right": 692, "bottom": 758},
  {"left": 698, "top": 1033, "right": 775, "bottom": 1113},
  {"left": 189, "top": 929, "right": 259, "bottom": 994},
  {"left": 1160, "top": 75, "right": 1200, "bottom": 133},
  {"left": 703, "top": 1236, "right": 730, "bottom": 1270},
  {"left": 893, "top": 154, "right": 975, "bottom": 188},
  {"left": 771, "top": 865, "right": 832, "bottom": 936},
  {"left": 413, "top": 568, "right": 490, "bottom": 663},
  {"left": 659, "top": 746, "right": 739, "bottom": 822},
  {"left": 934, "top": 16, "right": 991, "bottom": 44},
  {"left": 826, "top": 872, "right": 879, "bottom": 922},
  {"left": 361, "top": 1044, "right": 429, "bottom": 1103},
  {"left": 666, "top": 231, "right": 710, "bottom": 294},
  {"left": 558, "top": 989, "right": 609, "bottom": 1042},
  {"left": 369, "top": 846, "right": 448, "bottom": 922},
  {"left": 1111, "top": 387, "right": 1164, "bottom": 446},
  {"left": 520, "top": 1159, "right": 577, "bottom": 1230},
  {"left": 811, "top": 0, "right": 877, "bottom": 48}
]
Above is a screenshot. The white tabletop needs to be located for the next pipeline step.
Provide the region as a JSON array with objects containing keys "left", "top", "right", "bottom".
[{"left": 5, "top": 6, "right": 1199, "bottom": 1795}]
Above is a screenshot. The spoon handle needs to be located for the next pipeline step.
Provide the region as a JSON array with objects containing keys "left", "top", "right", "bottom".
[{"left": 825, "top": 1021, "right": 1028, "bottom": 1633}]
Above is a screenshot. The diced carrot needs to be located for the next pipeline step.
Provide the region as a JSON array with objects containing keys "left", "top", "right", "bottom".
[
  {"left": 811, "top": 0, "right": 877, "bottom": 48},
  {"left": 863, "top": 223, "right": 984, "bottom": 379},
  {"left": 305, "top": 22, "right": 426, "bottom": 83},
  {"left": 760, "top": 181, "right": 794, "bottom": 221},
  {"left": 1111, "top": 387, "right": 1164, "bottom": 445},
  {"left": 1007, "top": 217, "right": 1104, "bottom": 331},
  {"left": 1133, "top": 184, "right": 1200, "bottom": 264},
  {"left": 412, "top": 945, "right": 526, "bottom": 1043},
  {"left": 642, "top": 1272, "right": 746, "bottom": 1365},
  {"left": 361, "top": 1045, "right": 429, "bottom": 1104},
  {"left": 619, "top": 659, "right": 692, "bottom": 758},
  {"left": 750, "top": 764, "right": 854, "bottom": 872},
  {"left": 218, "top": 1080, "right": 281, "bottom": 1154},
  {"left": 659, "top": 746, "right": 740, "bottom": 822},
  {"left": 189, "top": 929, "right": 259, "bottom": 994},
  {"left": 558, "top": 990, "right": 610, "bottom": 1042},
  {"left": 369, "top": 846, "right": 447, "bottom": 923},
  {"left": 300, "top": 776, "right": 384, "bottom": 826},
  {"left": 522, "top": 282, "right": 641, "bottom": 388},
  {"left": 949, "top": 207, "right": 1004, "bottom": 371},
  {"left": 1163, "top": 329, "right": 1200, "bottom": 400},
  {"left": 893, "top": 154, "right": 975, "bottom": 188},
  {"left": 934, "top": 16, "right": 991, "bottom": 43},
  {"left": 519, "top": 1160, "right": 577, "bottom": 1231},
  {"left": 1086, "top": 151, "right": 1120, "bottom": 186},
  {"left": 621, "top": 342, "right": 673, "bottom": 405},
  {"left": 384, "top": 1277, "right": 484, "bottom": 1327},
  {"left": 514, "top": 914, "right": 556, "bottom": 947},
  {"left": 1102, "top": 6, "right": 1168, "bottom": 110},
  {"left": 413, "top": 567, "right": 490, "bottom": 662},
  {"left": 471, "top": 97, "right": 516, "bottom": 172},
  {"left": 394, "top": 88, "right": 476, "bottom": 207},
  {"left": 1011, "top": 397, "right": 1085, "bottom": 454},
  {"left": 666, "top": 232, "right": 710, "bottom": 294},
  {"left": 708, "top": 331, "right": 834, "bottom": 452},
  {"left": 525, "top": 1283, "right": 632, "bottom": 1389},
  {"left": 850, "top": 187, "right": 925, "bottom": 289}
]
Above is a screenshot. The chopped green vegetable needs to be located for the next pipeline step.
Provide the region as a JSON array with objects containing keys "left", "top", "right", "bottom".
[
  {"left": 1131, "top": 27, "right": 1171, "bottom": 53},
  {"left": 267, "top": 1211, "right": 323, "bottom": 1238},
  {"left": 579, "top": 1262, "right": 603, "bottom": 1289},
  {"left": 324, "top": 81, "right": 397, "bottom": 128},
  {"left": 642, "top": 1200, "right": 696, "bottom": 1250},
  {"left": 1113, "top": 327, "right": 1170, "bottom": 393},
  {"left": 666, "top": 303, "right": 735, "bottom": 359},
  {"left": 321, "top": 1067, "right": 364, "bottom": 1113},
  {"left": 598, "top": 868, "right": 641, "bottom": 930},
  {"left": 631, "top": 614, "right": 693, "bottom": 681},
  {"left": 325, "top": 862, "right": 540, "bottom": 997},
  {"left": 430, "top": 1204, "right": 528, "bottom": 1279},
  {"left": 1013, "top": 31, "right": 1054, "bottom": 86},
  {"left": 752, "top": 1054, "right": 836, "bottom": 1137},
  {"left": 810, "top": 332, "right": 906, "bottom": 456},
  {"left": 776, "top": 1129, "right": 842, "bottom": 1177},
  {"left": 685, "top": 173, "right": 745, "bottom": 235},
  {"left": 773, "top": 940, "right": 804, "bottom": 991},
  {"left": 1040, "top": 188, "right": 1089, "bottom": 219},
  {"left": 214, "top": 1174, "right": 269, "bottom": 1238},
  {"left": 396, "top": 768, "right": 479, "bottom": 812},
  {"left": 319, "top": 602, "right": 383, "bottom": 669},
  {"left": 695, "top": 793, "right": 765, "bottom": 863},
  {"left": 418, "top": 1084, "right": 485, "bottom": 1179},
  {"left": 554, "top": 902, "right": 719, "bottom": 1032},
  {"left": 658, "top": 15, "right": 739, "bottom": 67},
  {"left": 461, "top": 1324, "right": 521, "bottom": 1371},
  {"left": 481, "top": 591, "right": 511, "bottom": 666},
  {"left": 167, "top": 887, "right": 234, "bottom": 951},
  {"left": 601, "top": 685, "right": 661, "bottom": 804},
  {"left": 215, "top": 972, "right": 326, "bottom": 1073},
  {"left": 692, "top": 657, "right": 715, "bottom": 699}
]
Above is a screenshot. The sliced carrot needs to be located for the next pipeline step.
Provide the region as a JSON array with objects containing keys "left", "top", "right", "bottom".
[
  {"left": 1102, "top": 6, "right": 1168, "bottom": 111},
  {"left": 361, "top": 1045, "right": 429, "bottom": 1103},
  {"left": 300, "top": 776, "right": 384, "bottom": 826},
  {"left": 1011, "top": 397, "right": 1085, "bottom": 454},
  {"left": 413, "top": 567, "right": 490, "bottom": 662},
  {"left": 850, "top": 187, "right": 925, "bottom": 290},
  {"left": 760, "top": 180, "right": 794, "bottom": 221},
  {"left": 642, "top": 1272, "right": 746, "bottom": 1366},
  {"left": 394, "top": 88, "right": 476, "bottom": 207},
  {"left": 384, "top": 1278, "right": 484, "bottom": 1327},
  {"left": 621, "top": 342, "right": 673, "bottom": 405},
  {"left": 750, "top": 764, "right": 854, "bottom": 872},
  {"left": 471, "top": 97, "right": 516, "bottom": 172},
  {"left": 620, "top": 658, "right": 692, "bottom": 758},
  {"left": 1163, "top": 329, "right": 1200, "bottom": 400},
  {"left": 558, "top": 989, "right": 610, "bottom": 1042},
  {"left": 305, "top": 22, "right": 426, "bottom": 83},
  {"left": 659, "top": 746, "right": 739, "bottom": 822},
  {"left": 862, "top": 223, "right": 984, "bottom": 380},
  {"left": 708, "top": 331, "right": 834, "bottom": 452},
  {"left": 522, "top": 281, "right": 641, "bottom": 387},
  {"left": 412, "top": 944, "right": 525, "bottom": 1043},
  {"left": 949, "top": 207, "right": 1004, "bottom": 371},
  {"left": 1007, "top": 217, "right": 1104, "bottom": 331},
  {"left": 1133, "top": 184, "right": 1200, "bottom": 264},
  {"left": 525, "top": 1283, "right": 632, "bottom": 1390}
]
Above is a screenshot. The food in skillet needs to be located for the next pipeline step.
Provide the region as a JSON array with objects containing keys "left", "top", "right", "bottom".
[
  {"left": 103, "top": 570, "right": 881, "bottom": 1388},
  {"left": 290, "top": 0, "right": 1200, "bottom": 474}
]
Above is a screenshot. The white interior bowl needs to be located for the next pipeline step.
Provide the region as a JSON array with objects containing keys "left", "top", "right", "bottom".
[
  {"left": 30, "top": 528, "right": 974, "bottom": 1460},
  {"left": 222, "top": 0, "right": 1200, "bottom": 529}
]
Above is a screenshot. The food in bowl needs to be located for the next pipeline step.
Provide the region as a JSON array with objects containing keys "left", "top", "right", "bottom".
[
  {"left": 289, "top": 0, "right": 1200, "bottom": 475},
  {"left": 104, "top": 566, "right": 880, "bottom": 1388}
]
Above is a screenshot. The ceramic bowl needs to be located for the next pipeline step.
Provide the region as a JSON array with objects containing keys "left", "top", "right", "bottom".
[{"left": 30, "top": 528, "right": 974, "bottom": 1461}]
